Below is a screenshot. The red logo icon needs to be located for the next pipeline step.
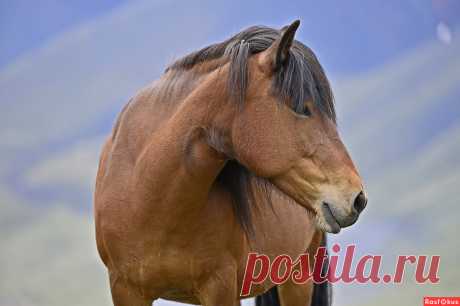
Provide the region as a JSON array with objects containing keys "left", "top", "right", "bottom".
[{"left": 424, "top": 297, "right": 460, "bottom": 306}]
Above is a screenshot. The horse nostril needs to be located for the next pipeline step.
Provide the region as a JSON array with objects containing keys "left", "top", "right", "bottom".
[{"left": 353, "top": 191, "right": 367, "bottom": 214}]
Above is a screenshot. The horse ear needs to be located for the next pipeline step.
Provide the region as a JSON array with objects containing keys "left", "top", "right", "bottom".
[{"left": 261, "top": 20, "right": 300, "bottom": 72}]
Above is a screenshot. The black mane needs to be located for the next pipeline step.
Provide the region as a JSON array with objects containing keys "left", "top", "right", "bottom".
[
  {"left": 168, "top": 25, "right": 336, "bottom": 238},
  {"left": 168, "top": 25, "right": 335, "bottom": 121}
]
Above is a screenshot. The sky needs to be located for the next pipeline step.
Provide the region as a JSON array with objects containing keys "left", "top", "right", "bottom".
[
  {"left": 1, "top": 0, "right": 459, "bottom": 73},
  {"left": 0, "top": 0, "right": 124, "bottom": 68}
]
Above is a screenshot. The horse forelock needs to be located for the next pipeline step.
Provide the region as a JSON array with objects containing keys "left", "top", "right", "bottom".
[{"left": 167, "top": 25, "right": 336, "bottom": 123}]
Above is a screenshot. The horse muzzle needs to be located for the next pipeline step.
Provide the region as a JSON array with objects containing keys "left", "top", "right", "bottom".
[{"left": 318, "top": 191, "right": 367, "bottom": 233}]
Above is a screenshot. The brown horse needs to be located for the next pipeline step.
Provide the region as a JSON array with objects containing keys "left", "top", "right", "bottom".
[{"left": 94, "top": 20, "right": 367, "bottom": 306}]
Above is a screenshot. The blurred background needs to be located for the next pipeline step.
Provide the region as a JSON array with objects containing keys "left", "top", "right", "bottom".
[{"left": 1, "top": 0, "right": 459, "bottom": 305}]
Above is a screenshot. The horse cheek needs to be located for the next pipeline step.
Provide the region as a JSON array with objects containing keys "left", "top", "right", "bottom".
[{"left": 232, "top": 115, "right": 293, "bottom": 177}]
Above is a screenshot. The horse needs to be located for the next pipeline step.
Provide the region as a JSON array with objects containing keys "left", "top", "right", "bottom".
[{"left": 94, "top": 20, "right": 367, "bottom": 306}]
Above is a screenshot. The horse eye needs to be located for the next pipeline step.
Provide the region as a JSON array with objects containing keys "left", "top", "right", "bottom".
[{"left": 301, "top": 105, "right": 311, "bottom": 116}]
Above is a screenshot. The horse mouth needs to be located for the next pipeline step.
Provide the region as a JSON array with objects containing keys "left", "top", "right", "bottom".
[
  {"left": 268, "top": 180, "right": 343, "bottom": 233},
  {"left": 320, "top": 202, "right": 341, "bottom": 234},
  {"left": 278, "top": 191, "right": 343, "bottom": 234}
]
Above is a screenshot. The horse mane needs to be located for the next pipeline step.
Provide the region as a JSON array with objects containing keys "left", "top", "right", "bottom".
[{"left": 167, "top": 25, "right": 336, "bottom": 238}]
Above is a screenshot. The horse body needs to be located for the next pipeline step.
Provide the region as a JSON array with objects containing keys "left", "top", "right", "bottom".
[
  {"left": 95, "top": 20, "right": 366, "bottom": 306},
  {"left": 95, "top": 65, "right": 318, "bottom": 305}
]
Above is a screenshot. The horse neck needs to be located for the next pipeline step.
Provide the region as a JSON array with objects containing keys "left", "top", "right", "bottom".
[{"left": 132, "top": 67, "right": 234, "bottom": 219}]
